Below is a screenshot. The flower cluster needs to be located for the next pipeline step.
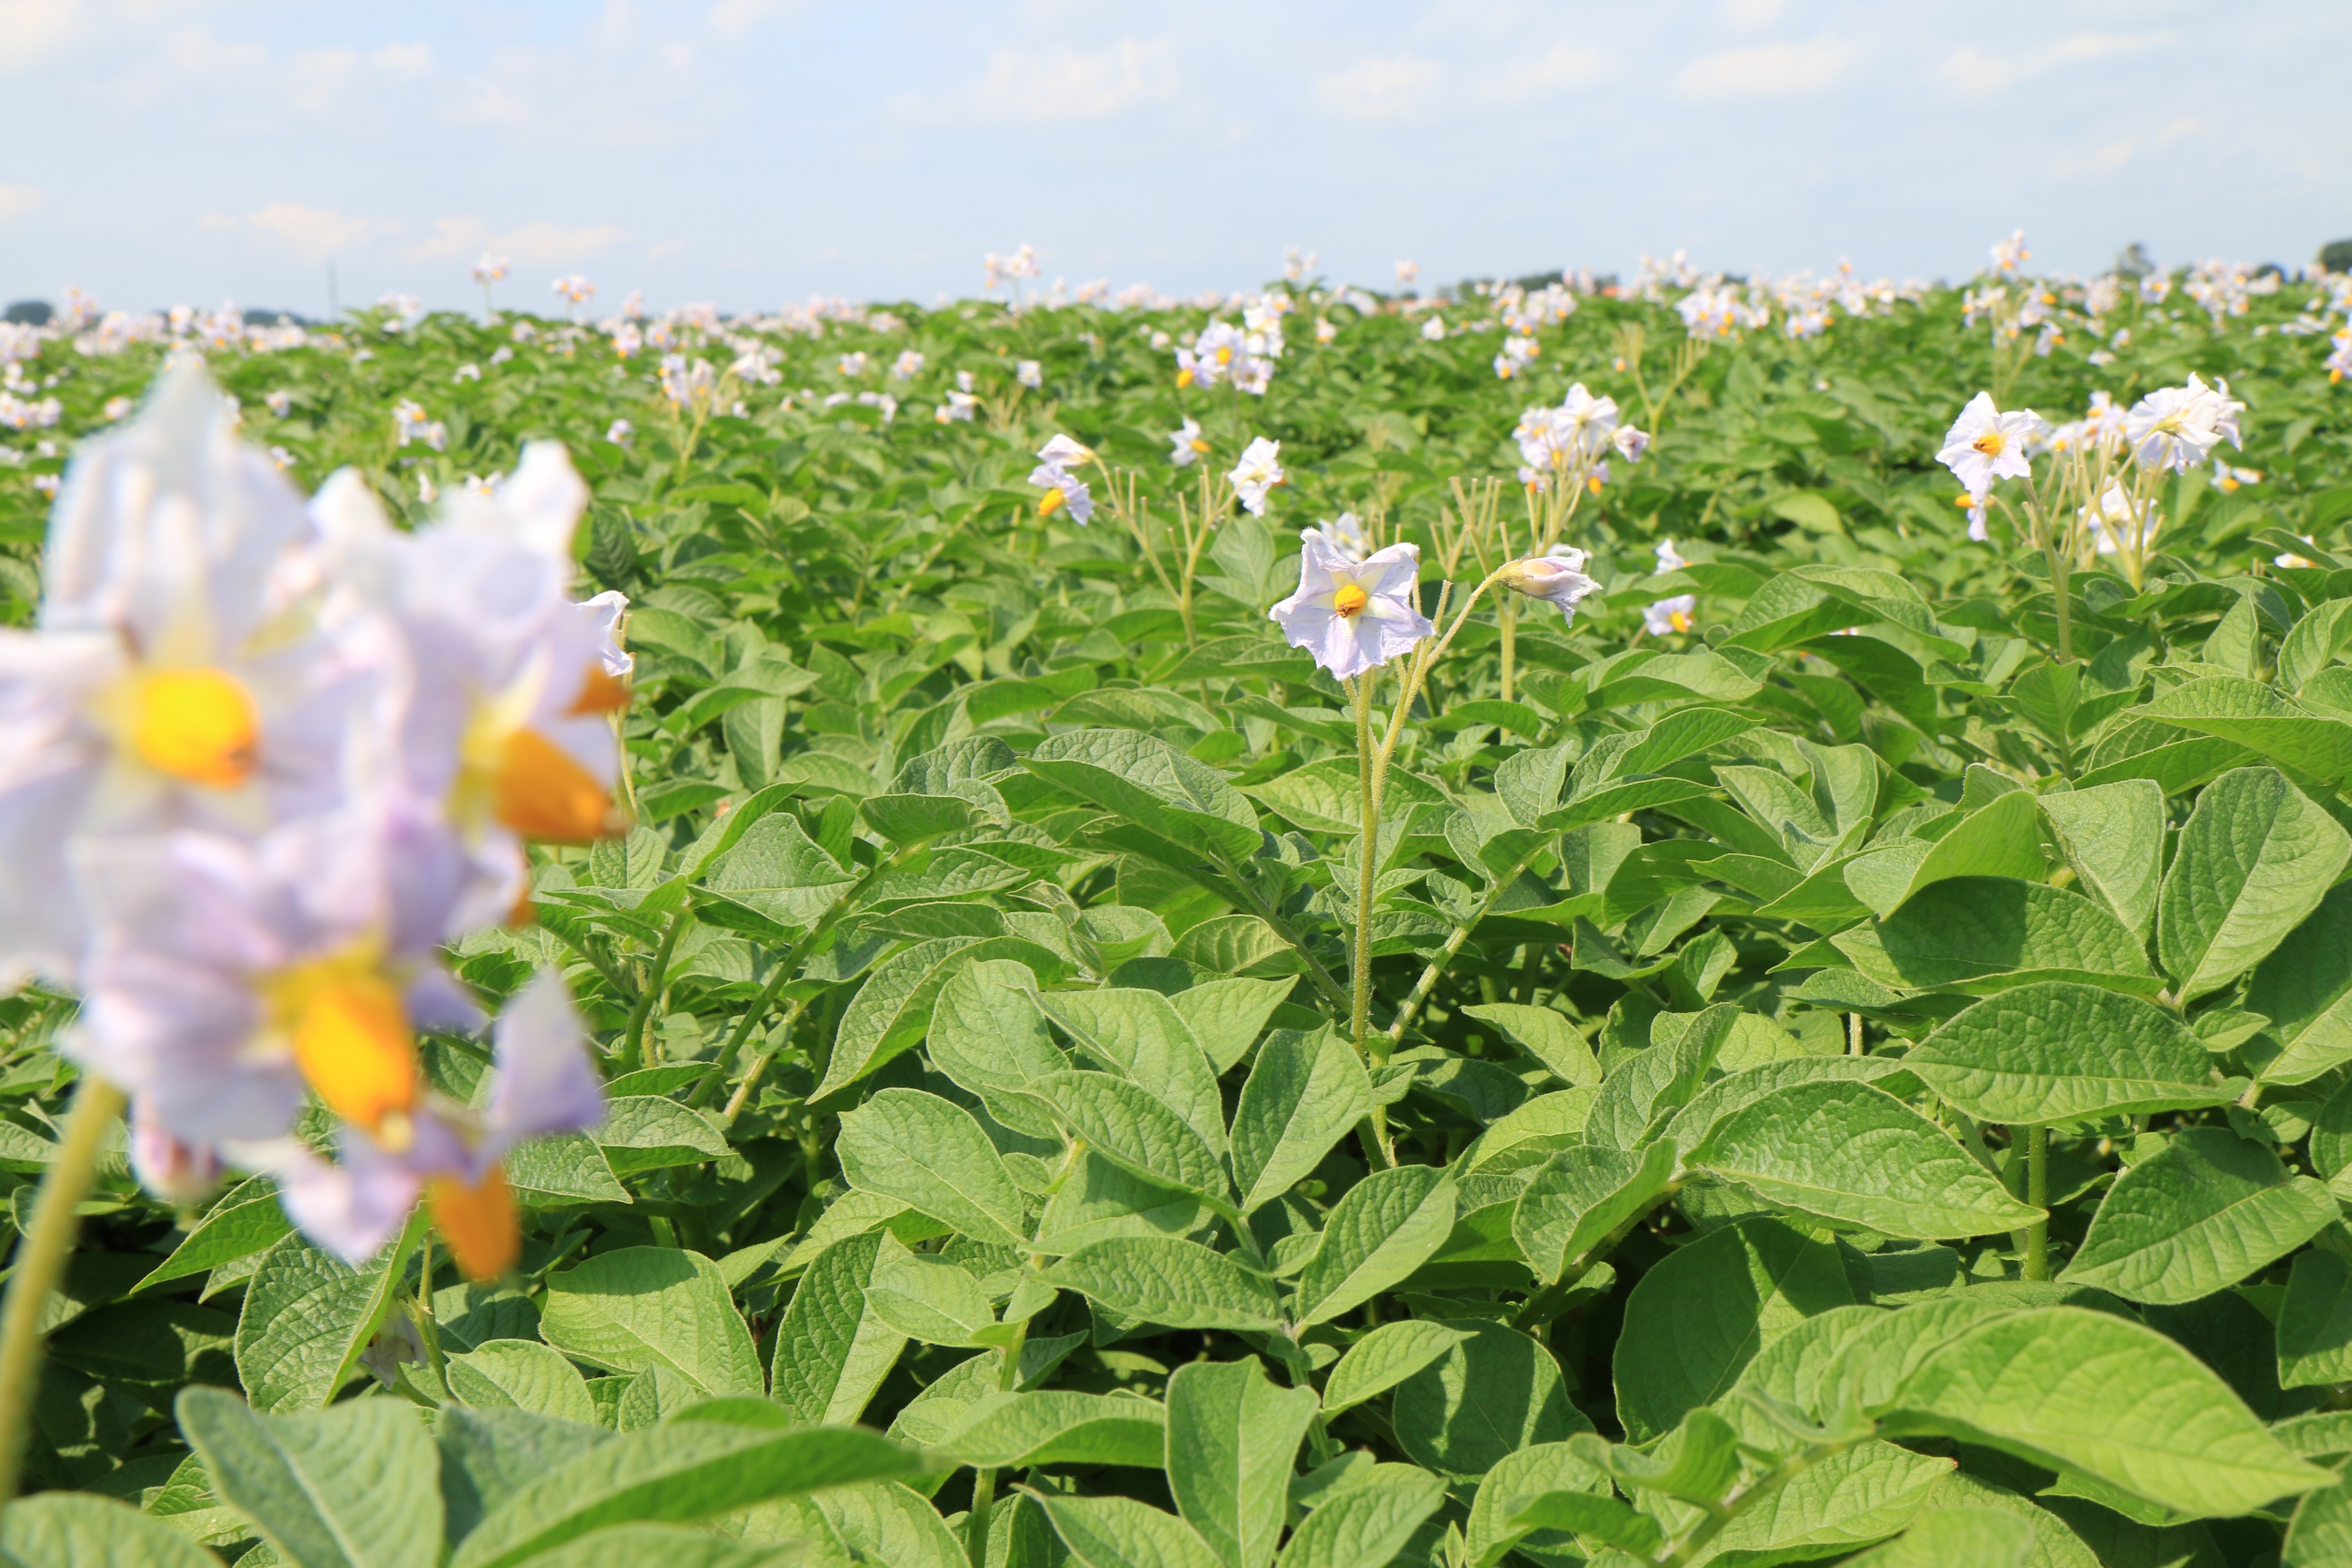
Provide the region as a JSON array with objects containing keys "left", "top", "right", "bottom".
[
  {"left": 1, "top": 364, "right": 621, "bottom": 1279},
  {"left": 1512, "top": 383, "right": 1649, "bottom": 492}
]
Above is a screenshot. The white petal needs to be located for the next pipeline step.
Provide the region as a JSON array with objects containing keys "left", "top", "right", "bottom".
[{"left": 488, "top": 970, "right": 606, "bottom": 1146}]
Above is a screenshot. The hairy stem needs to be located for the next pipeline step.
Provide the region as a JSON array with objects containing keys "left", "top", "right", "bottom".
[
  {"left": 2023, "top": 1125, "right": 2052, "bottom": 1280},
  {"left": 618, "top": 908, "right": 689, "bottom": 1073}
]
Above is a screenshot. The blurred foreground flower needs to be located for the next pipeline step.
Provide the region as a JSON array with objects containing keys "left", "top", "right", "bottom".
[{"left": 1228, "top": 437, "right": 1283, "bottom": 516}]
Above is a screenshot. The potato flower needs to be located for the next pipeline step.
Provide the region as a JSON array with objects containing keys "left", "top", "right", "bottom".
[
  {"left": 1936, "top": 392, "right": 2040, "bottom": 499},
  {"left": 1499, "top": 552, "right": 1603, "bottom": 622},
  {"left": 1642, "top": 594, "right": 1697, "bottom": 636},
  {"left": 1028, "top": 435, "right": 1094, "bottom": 524},
  {"left": 0, "top": 365, "right": 381, "bottom": 983},
  {"left": 243, "top": 969, "right": 604, "bottom": 1279},
  {"left": 2124, "top": 374, "right": 2244, "bottom": 474},
  {"left": 1268, "top": 529, "right": 1433, "bottom": 680},
  {"left": 1167, "top": 417, "right": 1209, "bottom": 468},
  {"left": 1228, "top": 437, "right": 1283, "bottom": 516}
]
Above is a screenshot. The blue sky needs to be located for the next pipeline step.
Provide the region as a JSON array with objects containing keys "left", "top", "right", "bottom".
[{"left": 1, "top": 0, "right": 2346, "bottom": 315}]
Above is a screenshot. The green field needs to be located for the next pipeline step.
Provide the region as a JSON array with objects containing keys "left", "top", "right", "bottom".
[{"left": 5, "top": 255, "right": 2352, "bottom": 1566}]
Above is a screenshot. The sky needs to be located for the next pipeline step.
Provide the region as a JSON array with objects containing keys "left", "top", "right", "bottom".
[{"left": 2, "top": 0, "right": 2348, "bottom": 317}]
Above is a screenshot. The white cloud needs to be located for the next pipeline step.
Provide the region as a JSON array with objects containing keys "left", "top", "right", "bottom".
[
  {"left": 371, "top": 42, "right": 431, "bottom": 78},
  {"left": 1720, "top": 0, "right": 1784, "bottom": 26},
  {"left": 410, "top": 216, "right": 626, "bottom": 266},
  {"left": 203, "top": 203, "right": 392, "bottom": 263},
  {"left": 2053, "top": 116, "right": 2202, "bottom": 180},
  {"left": 0, "top": 184, "right": 42, "bottom": 222},
  {"left": 1673, "top": 37, "right": 1853, "bottom": 100},
  {"left": 0, "top": 0, "right": 79, "bottom": 74},
  {"left": 1313, "top": 55, "right": 1446, "bottom": 123},
  {"left": 897, "top": 37, "right": 1178, "bottom": 126},
  {"left": 1494, "top": 43, "right": 1602, "bottom": 102},
  {"left": 1944, "top": 31, "right": 2172, "bottom": 95},
  {"left": 707, "top": 0, "right": 803, "bottom": 39}
]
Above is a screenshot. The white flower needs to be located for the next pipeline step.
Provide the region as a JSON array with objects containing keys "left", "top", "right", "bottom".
[
  {"left": 1642, "top": 593, "right": 1697, "bottom": 636},
  {"left": 1315, "top": 316, "right": 1337, "bottom": 345},
  {"left": 935, "top": 391, "right": 980, "bottom": 423},
  {"left": 1654, "top": 538, "right": 1687, "bottom": 573},
  {"left": 2124, "top": 373, "right": 2244, "bottom": 474},
  {"left": 1936, "top": 392, "right": 2040, "bottom": 499},
  {"left": 265, "top": 391, "right": 292, "bottom": 418},
  {"left": 1321, "top": 513, "right": 1370, "bottom": 562},
  {"left": 1421, "top": 317, "right": 1446, "bottom": 342},
  {"left": 1228, "top": 437, "right": 1283, "bottom": 516},
  {"left": 1017, "top": 359, "right": 1044, "bottom": 390},
  {"left": 1028, "top": 434, "right": 1094, "bottom": 524},
  {"left": 1037, "top": 434, "right": 1093, "bottom": 470},
  {"left": 1611, "top": 425, "right": 1651, "bottom": 462},
  {"left": 1395, "top": 260, "right": 1419, "bottom": 288},
  {"left": 1499, "top": 551, "right": 1603, "bottom": 622},
  {"left": 1966, "top": 501, "right": 1990, "bottom": 542},
  {"left": 472, "top": 254, "right": 510, "bottom": 285},
  {"left": 606, "top": 419, "right": 634, "bottom": 446},
  {"left": 0, "top": 364, "right": 375, "bottom": 983},
  {"left": 1168, "top": 418, "right": 1208, "bottom": 468},
  {"left": 1268, "top": 530, "right": 1433, "bottom": 680}
]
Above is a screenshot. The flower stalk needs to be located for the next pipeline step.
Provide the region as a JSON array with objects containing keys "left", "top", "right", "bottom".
[{"left": 0, "top": 1074, "right": 128, "bottom": 1507}]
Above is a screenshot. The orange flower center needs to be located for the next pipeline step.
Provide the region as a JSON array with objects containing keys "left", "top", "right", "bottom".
[
  {"left": 1332, "top": 584, "right": 1370, "bottom": 619},
  {"left": 431, "top": 1166, "right": 519, "bottom": 1280},
  {"left": 132, "top": 667, "right": 260, "bottom": 789},
  {"left": 263, "top": 957, "right": 419, "bottom": 1138},
  {"left": 567, "top": 665, "right": 631, "bottom": 716},
  {"left": 1971, "top": 431, "right": 2006, "bottom": 458},
  {"left": 494, "top": 728, "right": 625, "bottom": 845},
  {"left": 1038, "top": 487, "right": 1066, "bottom": 517}
]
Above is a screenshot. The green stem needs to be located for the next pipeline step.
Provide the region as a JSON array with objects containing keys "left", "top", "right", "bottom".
[
  {"left": 2023, "top": 1125, "right": 2051, "bottom": 1280},
  {"left": 721, "top": 997, "right": 810, "bottom": 1127},
  {"left": 0, "top": 1075, "right": 127, "bottom": 1507},
  {"left": 1351, "top": 676, "right": 1395, "bottom": 1169},
  {"left": 2043, "top": 531, "right": 2074, "bottom": 663},
  {"left": 967, "top": 1288, "right": 1036, "bottom": 1566},
  {"left": 1660, "top": 1436, "right": 1861, "bottom": 1567},
  {"left": 692, "top": 961, "right": 794, "bottom": 1110},
  {"left": 618, "top": 909, "right": 689, "bottom": 1073},
  {"left": 1387, "top": 844, "right": 1546, "bottom": 1045}
]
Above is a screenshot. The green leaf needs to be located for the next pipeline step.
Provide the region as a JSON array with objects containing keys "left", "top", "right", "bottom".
[
  {"left": 234, "top": 1222, "right": 421, "bottom": 1412},
  {"left": 1033, "top": 1150, "right": 1210, "bottom": 1255},
  {"left": 447, "top": 1339, "right": 600, "bottom": 1424},
  {"left": 1461, "top": 1002, "right": 1600, "bottom": 1086},
  {"left": 934, "top": 1389, "right": 1168, "bottom": 1469},
  {"left": 1613, "top": 1217, "right": 1855, "bottom": 1444},
  {"left": 2279, "top": 1248, "right": 2352, "bottom": 1390},
  {"left": 1905, "top": 983, "right": 2230, "bottom": 1125},
  {"left": 760, "top": 1478, "right": 968, "bottom": 1568},
  {"left": 1842, "top": 1507, "right": 2036, "bottom": 1568},
  {"left": 837, "top": 1087, "right": 1032, "bottom": 1247},
  {"left": 1461, "top": 1440, "right": 1614, "bottom": 1568},
  {"left": 1510, "top": 1140, "right": 1676, "bottom": 1285},
  {"left": 1038, "top": 987, "right": 1229, "bottom": 1161},
  {"left": 2156, "top": 766, "right": 2352, "bottom": 1003},
  {"left": 695, "top": 810, "right": 856, "bottom": 936},
  {"left": 2041, "top": 780, "right": 2168, "bottom": 939},
  {"left": 448, "top": 1423, "right": 921, "bottom": 1568},
  {"left": 1875, "top": 1305, "right": 2331, "bottom": 1518},
  {"left": 1024, "top": 1070, "right": 1229, "bottom": 1207},
  {"left": 1292, "top": 1164, "right": 1458, "bottom": 1325},
  {"left": 1844, "top": 790, "right": 2048, "bottom": 919},
  {"left": 1029, "top": 1492, "right": 1225, "bottom": 1568},
  {"left": 2246, "top": 883, "right": 2352, "bottom": 1085},
  {"left": 927, "top": 958, "right": 1069, "bottom": 1137},
  {"left": 814, "top": 936, "right": 988, "bottom": 1099},
  {"left": 1586, "top": 1002, "right": 1736, "bottom": 1150},
  {"left": 539, "top": 1247, "right": 763, "bottom": 1396},
  {"left": 504, "top": 1132, "right": 632, "bottom": 1207},
  {"left": 1165, "top": 1358, "right": 1321, "bottom": 1568},
  {"left": 1318, "top": 1319, "right": 1475, "bottom": 1415},
  {"left": 511, "top": 1523, "right": 802, "bottom": 1568},
  {"left": 2141, "top": 676, "right": 2352, "bottom": 786},
  {"left": 176, "top": 1384, "right": 441, "bottom": 1568},
  {"left": 2058, "top": 1127, "right": 2337, "bottom": 1305},
  {"left": 1042, "top": 1237, "right": 1283, "bottom": 1331},
  {"left": 1272, "top": 1465, "right": 1446, "bottom": 1568},
  {"left": 594, "top": 1096, "right": 731, "bottom": 1173},
  {"left": 1392, "top": 1319, "right": 1585, "bottom": 1481},
  {"left": 1687, "top": 1080, "right": 2043, "bottom": 1238},
  {"left": 130, "top": 1174, "right": 291, "bottom": 1292},
  {"left": 862, "top": 1250, "right": 999, "bottom": 1347},
  {"left": 1229, "top": 1026, "right": 1374, "bottom": 1216},
  {"left": 1700, "top": 1441, "right": 1956, "bottom": 1564},
  {"left": 437, "top": 1406, "right": 615, "bottom": 1545},
  {"left": 1173, "top": 977, "right": 1298, "bottom": 1075},
  {"left": 0, "top": 1492, "right": 220, "bottom": 1568},
  {"left": 1840, "top": 878, "right": 2158, "bottom": 995},
  {"left": 1509, "top": 1489, "right": 1663, "bottom": 1556},
  {"left": 769, "top": 1231, "right": 911, "bottom": 1427},
  {"left": 2285, "top": 1469, "right": 2352, "bottom": 1568}
]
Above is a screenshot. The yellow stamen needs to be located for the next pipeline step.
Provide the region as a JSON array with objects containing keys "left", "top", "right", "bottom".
[
  {"left": 264, "top": 958, "right": 419, "bottom": 1135},
  {"left": 494, "top": 728, "right": 625, "bottom": 844},
  {"left": 1215, "top": 345, "right": 1233, "bottom": 365},
  {"left": 431, "top": 1166, "right": 519, "bottom": 1280},
  {"left": 1191, "top": 439, "right": 1210, "bottom": 454},
  {"left": 1669, "top": 609, "right": 1693, "bottom": 634},
  {"left": 1970, "top": 431, "right": 2006, "bottom": 458},
  {"left": 1176, "top": 368, "right": 1194, "bottom": 389},
  {"left": 1038, "top": 487, "right": 1066, "bottom": 518},
  {"left": 132, "top": 667, "right": 260, "bottom": 789},
  {"left": 1332, "top": 584, "right": 1370, "bottom": 619},
  {"left": 567, "top": 665, "right": 631, "bottom": 716}
]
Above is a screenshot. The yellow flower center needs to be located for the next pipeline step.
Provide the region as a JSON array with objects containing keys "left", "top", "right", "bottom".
[
  {"left": 1176, "top": 368, "right": 1194, "bottom": 389},
  {"left": 567, "top": 665, "right": 631, "bottom": 717},
  {"left": 431, "top": 1166, "right": 520, "bottom": 1280},
  {"left": 261, "top": 948, "right": 419, "bottom": 1138},
  {"left": 494, "top": 728, "right": 625, "bottom": 845},
  {"left": 1669, "top": 609, "right": 1693, "bottom": 634},
  {"left": 1332, "top": 584, "right": 1370, "bottom": 619},
  {"left": 1971, "top": 431, "right": 2006, "bottom": 458},
  {"left": 1038, "top": 487, "right": 1066, "bottom": 517},
  {"left": 1191, "top": 439, "right": 1210, "bottom": 454},
  {"left": 132, "top": 667, "right": 260, "bottom": 790},
  {"left": 1215, "top": 345, "right": 1234, "bottom": 365}
]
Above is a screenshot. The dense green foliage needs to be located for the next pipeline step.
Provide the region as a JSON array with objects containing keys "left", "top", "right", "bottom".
[{"left": 7, "top": 264, "right": 2352, "bottom": 1566}]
